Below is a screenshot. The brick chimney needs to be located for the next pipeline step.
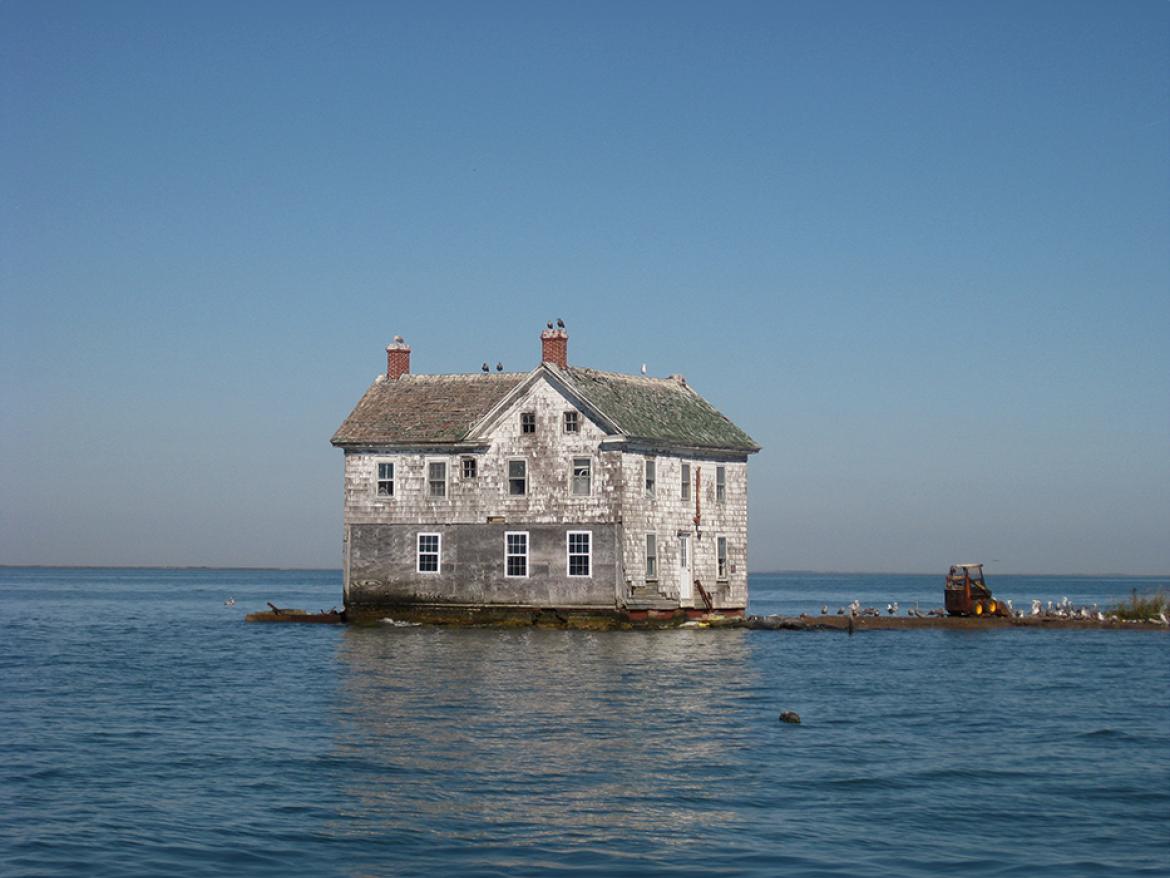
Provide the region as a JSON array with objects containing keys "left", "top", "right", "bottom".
[
  {"left": 386, "top": 337, "right": 411, "bottom": 380},
  {"left": 541, "top": 327, "right": 568, "bottom": 369}
]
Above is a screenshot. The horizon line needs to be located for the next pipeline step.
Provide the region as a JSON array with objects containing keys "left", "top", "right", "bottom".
[{"left": 1, "top": 564, "right": 1167, "bottom": 579}]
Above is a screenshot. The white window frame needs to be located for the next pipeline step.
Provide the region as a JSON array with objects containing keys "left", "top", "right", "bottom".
[
  {"left": 680, "top": 462, "right": 690, "bottom": 501},
  {"left": 374, "top": 459, "right": 395, "bottom": 498},
  {"left": 645, "top": 533, "right": 657, "bottom": 580},
  {"left": 427, "top": 459, "right": 448, "bottom": 498},
  {"left": 716, "top": 465, "right": 726, "bottom": 504},
  {"left": 417, "top": 532, "right": 441, "bottom": 575},
  {"left": 520, "top": 411, "right": 536, "bottom": 434},
  {"left": 678, "top": 534, "right": 689, "bottom": 573},
  {"left": 461, "top": 457, "right": 477, "bottom": 479},
  {"left": 507, "top": 458, "right": 528, "bottom": 496},
  {"left": 563, "top": 411, "right": 579, "bottom": 433},
  {"left": 644, "top": 458, "right": 656, "bottom": 496},
  {"left": 505, "top": 531, "right": 529, "bottom": 578},
  {"left": 571, "top": 456, "right": 592, "bottom": 497},
  {"left": 717, "top": 535, "right": 728, "bottom": 581},
  {"left": 567, "top": 530, "right": 592, "bottom": 577}
]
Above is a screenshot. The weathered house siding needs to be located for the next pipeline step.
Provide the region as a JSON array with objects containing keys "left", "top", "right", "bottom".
[{"left": 331, "top": 328, "right": 760, "bottom": 623}]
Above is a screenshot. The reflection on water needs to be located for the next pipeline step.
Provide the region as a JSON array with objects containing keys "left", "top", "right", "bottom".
[{"left": 331, "top": 628, "right": 759, "bottom": 861}]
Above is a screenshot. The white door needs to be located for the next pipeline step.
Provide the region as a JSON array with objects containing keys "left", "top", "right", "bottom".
[{"left": 678, "top": 535, "right": 692, "bottom": 603}]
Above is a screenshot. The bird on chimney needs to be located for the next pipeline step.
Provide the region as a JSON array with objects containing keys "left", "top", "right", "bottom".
[
  {"left": 546, "top": 321, "right": 553, "bottom": 329},
  {"left": 393, "top": 335, "right": 404, "bottom": 344},
  {"left": 556, "top": 318, "right": 565, "bottom": 329},
  {"left": 481, "top": 362, "right": 489, "bottom": 373},
  {"left": 496, "top": 362, "right": 503, "bottom": 372}
]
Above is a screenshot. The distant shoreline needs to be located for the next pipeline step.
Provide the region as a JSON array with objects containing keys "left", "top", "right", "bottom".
[{"left": 1, "top": 564, "right": 1166, "bottom": 579}]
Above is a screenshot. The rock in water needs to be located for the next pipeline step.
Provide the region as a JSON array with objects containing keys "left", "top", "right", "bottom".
[{"left": 779, "top": 711, "right": 801, "bottom": 724}]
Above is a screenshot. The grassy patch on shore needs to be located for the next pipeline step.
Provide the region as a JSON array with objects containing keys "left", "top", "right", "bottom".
[{"left": 1111, "top": 589, "right": 1168, "bottom": 621}]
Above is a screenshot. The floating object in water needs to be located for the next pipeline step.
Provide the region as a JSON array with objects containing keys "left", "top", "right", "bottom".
[
  {"left": 224, "top": 597, "right": 236, "bottom": 607},
  {"left": 779, "top": 711, "right": 801, "bottom": 724}
]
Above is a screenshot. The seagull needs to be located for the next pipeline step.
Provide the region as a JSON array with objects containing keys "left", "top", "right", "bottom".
[
  {"left": 481, "top": 362, "right": 489, "bottom": 373},
  {"left": 849, "top": 600, "right": 860, "bottom": 617},
  {"left": 224, "top": 597, "right": 235, "bottom": 607},
  {"left": 821, "top": 604, "right": 828, "bottom": 615},
  {"left": 836, "top": 607, "right": 845, "bottom": 615},
  {"left": 641, "top": 364, "right": 648, "bottom": 375},
  {"left": 1157, "top": 611, "right": 1169, "bottom": 626},
  {"left": 556, "top": 318, "right": 565, "bottom": 328},
  {"left": 393, "top": 335, "right": 404, "bottom": 343},
  {"left": 1031, "top": 599, "right": 1041, "bottom": 616},
  {"left": 546, "top": 320, "right": 553, "bottom": 329},
  {"left": 496, "top": 362, "right": 503, "bottom": 372},
  {"left": 887, "top": 601, "right": 898, "bottom": 615}
]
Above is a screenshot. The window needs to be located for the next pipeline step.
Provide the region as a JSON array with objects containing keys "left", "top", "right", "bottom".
[
  {"left": 462, "top": 457, "right": 477, "bottom": 479},
  {"left": 680, "top": 463, "right": 690, "bottom": 501},
  {"left": 678, "top": 534, "right": 689, "bottom": 572},
  {"left": 428, "top": 461, "right": 447, "bottom": 497},
  {"left": 505, "top": 532, "right": 528, "bottom": 577},
  {"left": 644, "top": 458, "right": 656, "bottom": 496},
  {"left": 571, "top": 457, "right": 591, "bottom": 496},
  {"left": 508, "top": 459, "right": 527, "bottom": 495},
  {"left": 645, "top": 534, "right": 657, "bottom": 579},
  {"left": 567, "top": 531, "right": 591, "bottom": 577},
  {"left": 521, "top": 412, "right": 536, "bottom": 434},
  {"left": 716, "top": 465, "right": 726, "bottom": 504},
  {"left": 717, "top": 536, "right": 728, "bottom": 580},
  {"left": 417, "top": 533, "right": 441, "bottom": 574},
  {"left": 563, "top": 411, "right": 579, "bottom": 433},
  {"left": 376, "top": 461, "right": 394, "bottom": 497}
]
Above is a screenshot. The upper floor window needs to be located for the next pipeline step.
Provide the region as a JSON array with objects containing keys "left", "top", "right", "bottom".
[
  {"left": 680, "top": 463, "right": 690, "bottom": 501},
  {"left": 521, "top": 412, "right": 536, "bottom": 434},
  {"left": 567, "top": 531, "right": 591, "bottom": 577},
  {"left": 563, "top": 411, "right": 579, "bottom": 433},
  {"left": 716, "top": 465, "right": 726, "bottom": 504},
  {"left": 508, "top": 459, "right": 527, "bottom": 495},
  {"left": 717, "top": 536, "right": 728, "bottom": 580},
  {"left": 376, "top": 462, "right": 394, "bottom": 497},
  {"left": 462, "top": 457, "right": 477, "bottom": 479},
  {"left": 417, "top": 533, "right": 441, "bottom": 574},
  {"left": 644, "top": 458, "right": 656, "bottom": 496},
  {"left": 505, "top": 531, "right": 529, "bottom": 577},
  {"left": 571, "top": 457, "right": 591, "bottom": 496},
  {"left": 428, "top": 461, "right": 447, "bottom": 497}
]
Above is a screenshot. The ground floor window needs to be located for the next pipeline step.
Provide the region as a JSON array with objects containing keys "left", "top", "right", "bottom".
[
  {"left": 567, "top": 531, "right": 591, "bottom": 577},
  {"left": 505, "top": 531, "right": 528, "bottom": 577},
  {"left": 717, "top": 536, "right": 728, "bottom": 580},
  {"left": 645, "top": 533, "right": 657, "bottom": 579},
  {"left": 417, "top": 533, "right": 441, "bottom": 574}
]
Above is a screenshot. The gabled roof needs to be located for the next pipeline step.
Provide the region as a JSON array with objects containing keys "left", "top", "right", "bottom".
[
  {"left": 560, "top": 366, "right": 760, "bottom": 453},
  {"left": 331, "top": 373, "right": 526, "bottom": 446},
  {"left": 332, "top": 364, "right": 760, "bottom": 453}
]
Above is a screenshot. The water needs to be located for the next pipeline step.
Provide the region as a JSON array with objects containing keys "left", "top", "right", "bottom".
[{"left": 1, "top": 568, "right": 1167, "bottom": 877}]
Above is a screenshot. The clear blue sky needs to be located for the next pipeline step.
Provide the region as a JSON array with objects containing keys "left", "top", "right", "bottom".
[{"left": 2, "top": 1, "right": 1167, "bottom": 573}]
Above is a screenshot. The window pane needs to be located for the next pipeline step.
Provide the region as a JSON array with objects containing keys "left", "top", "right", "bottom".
[
  {"left": 646, "top": 534, "right": 656, "bottom": 577},
  {"left": 509, "top": 460, "right": 525, "bottom": 478},
  {"left": 681, "top": 463, "right": 690, "bottom": 500},
  {"left": 521, "top": 412, "right": 536, "bottom": 433},
  {"left": 716, "top": 466, "right": 726, "bottom": 502},
  {"left": 645, "top": 459, "right": 656, "bottom": 494},
  {"left": 572, "top": 458, "right": 591, "bottom": 496},
  {"left": 563, "top": 411, "right": 578, "bottom": 433},
  {"left": 509, "top": 460, "right": 526, "bottom": 495}
]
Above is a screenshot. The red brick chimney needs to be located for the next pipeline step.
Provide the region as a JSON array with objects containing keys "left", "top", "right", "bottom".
[
  {"left": 541, "top": 327, "right": 568, "bottom": 369},
  {"left": 386, "top": 337, "right": 411, "bottom": 380}
]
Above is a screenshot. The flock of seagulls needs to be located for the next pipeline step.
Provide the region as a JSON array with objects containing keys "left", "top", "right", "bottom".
[{"left": 816, "top": 594, "right": 1168, "bottom": 624}]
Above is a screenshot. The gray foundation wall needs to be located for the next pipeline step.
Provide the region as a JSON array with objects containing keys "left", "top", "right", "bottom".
[{"left": 347, "top": 522, "right": 622, "bottom": 609}]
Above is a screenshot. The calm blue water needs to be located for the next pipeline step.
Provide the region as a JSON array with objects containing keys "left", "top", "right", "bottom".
[{"left": 1, "top": 567, "right": 1167, "bottom": 877}]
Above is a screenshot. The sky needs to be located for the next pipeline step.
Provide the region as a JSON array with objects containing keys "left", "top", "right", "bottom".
[{"left": 1, "top": 1, "right": 1167, "bottom": 574}]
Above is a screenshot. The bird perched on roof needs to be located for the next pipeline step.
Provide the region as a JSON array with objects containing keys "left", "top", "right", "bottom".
[
  {"left": 546, "top": 321, "right": 553, "bottom": 329},
  {"left": 393, "top": 335, "right": 404, "bottom": 344},
  {"left": 496, "top": 362, "right": 503, "bottom": 372},
  {"left": 481, "top": 362, "right": 489, "bottom": 373},
  {"left": 556, "top": 318, "right": 565, "bottom": 328},
  {"left": 641, "top": 364, "right": 647, "bottom": 375}
]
